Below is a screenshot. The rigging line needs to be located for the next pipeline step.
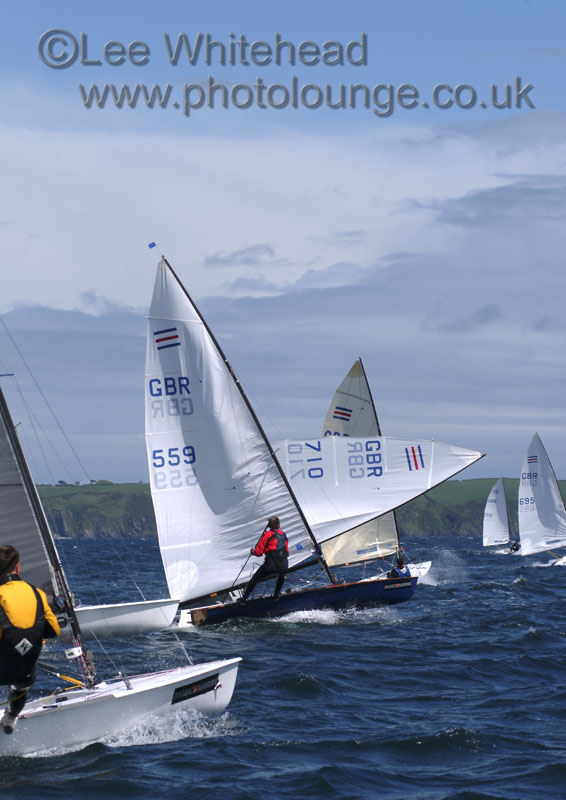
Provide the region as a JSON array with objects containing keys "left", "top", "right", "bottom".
[
  {"left": 16, "top": 383, "right": 75, "bottom": 485},
  {"left": 7, "top": 377, "right": 58, "bottom": 485},
  {"left": 168, "top": 627, "right": 194, "bottom": 666},
  {"left": 0, "top": 360, "right": 58, "bottom": 485},
  {"left": 0, "top": 316, "right": 92, "bottom": 483}
]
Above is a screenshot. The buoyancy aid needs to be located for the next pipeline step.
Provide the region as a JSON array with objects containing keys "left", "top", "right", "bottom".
[
  {"left": 267, "top": 529, "right": 288, "bottom": 552},
  {"left": 0, "top": 582, "right": 46, "bottom": 679}
]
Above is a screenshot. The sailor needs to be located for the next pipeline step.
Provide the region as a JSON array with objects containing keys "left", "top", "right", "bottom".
[
  {"left": 388, "top": 556, "right": 411, "bottom": 578},
  {"left": 239, "top": 516, "right": 289, "bottom": 602},
  {"left": 0, "top": 545, "right": 60, "bottom": 734}
]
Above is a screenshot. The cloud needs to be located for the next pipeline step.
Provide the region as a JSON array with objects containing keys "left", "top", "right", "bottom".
[
  {"left": 312, "top": 230, "right": 368, "bottom": 248},
  {"left": 431, "top": 303, "right": 503, "bottom": 333},
  {"left": 2, "top": 108, "right": 566, "bottom": 482},
  {"left": 204, "top": 243, "right": 278, "bottom": 268},
  {"left": 419, "top": 175, "right": 566, "bottom": 227}
]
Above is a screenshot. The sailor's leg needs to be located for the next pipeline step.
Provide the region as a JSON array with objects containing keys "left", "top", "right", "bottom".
[
  {"left": 240, "top": 563, "right": 268, "bottom": 601},
  {"left": 8, "top": 683, "right": 29, "bottom": 716},
  {"left": 273, "top": 571, "right": 286, "bottom": 599}
]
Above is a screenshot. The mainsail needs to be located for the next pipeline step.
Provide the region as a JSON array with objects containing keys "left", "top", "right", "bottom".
[
  {"left": 146, "top": 259, "right": 484, "bottom": 605},
  {"left": 145, "top": 259, "right": 315, "bottom": 604},
  {"left": 320, "top": 358, "right": 398, "bottom": 566},
  {"left": 482, "top": 478, "right": 510, "bottom": 547},
  {"left": 0, "top": 385, "right": 93, "bottom": 684},
  {"left": 0, "top": 392, "right": 57, "bottom": 598},
  {"left": 518, "top": 433, "right": 566, "bottom": 556},
  {"left": 275, "top": 435, "right": 483, "bottom": 545}
]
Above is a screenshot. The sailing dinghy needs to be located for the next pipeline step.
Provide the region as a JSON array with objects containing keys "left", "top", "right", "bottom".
[
  {"left": 482, "top": 478, "right": 519, "bottom": 552},
  {"left": 518, "top": 433, "right": 566, "bottom": 566},
  {"left": 0, "top": 358, "right": 178, "bottom": 639},
  {"left": 0, "top": 382, "right": 241, "bottom": 756},
  {"left": 320, "top": 358, "right": 431, "bottom": 579},
  {"left": 145, "top": 258, "right": 483, "bottom": 627}
]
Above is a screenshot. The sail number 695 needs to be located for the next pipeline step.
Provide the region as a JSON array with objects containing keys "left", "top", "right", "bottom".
[{"left": 152, "top": 446, "right": 196, "bottom": 467}]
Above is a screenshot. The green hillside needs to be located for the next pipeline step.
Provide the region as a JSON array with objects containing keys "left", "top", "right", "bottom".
[{"left": 35, "top": 477, "right": 556, "bottom": 539}]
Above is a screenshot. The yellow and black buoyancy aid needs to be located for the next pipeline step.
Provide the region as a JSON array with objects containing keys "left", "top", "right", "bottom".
[{"left": 0, "top": 579, "right": 47, "bottom": 680}]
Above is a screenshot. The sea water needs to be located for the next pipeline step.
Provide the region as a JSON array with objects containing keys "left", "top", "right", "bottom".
[{"left": 1, "top": 535, "right": 564, "bottom": 800}]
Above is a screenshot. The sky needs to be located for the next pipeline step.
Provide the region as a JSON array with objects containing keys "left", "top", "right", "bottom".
[{"left": 1, "top": 0, "right": 566, "bottom": 485}]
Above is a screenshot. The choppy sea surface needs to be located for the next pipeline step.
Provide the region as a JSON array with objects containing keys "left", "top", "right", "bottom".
[{"left": 1, "top": 535, "right": 564, "bottom": 800}]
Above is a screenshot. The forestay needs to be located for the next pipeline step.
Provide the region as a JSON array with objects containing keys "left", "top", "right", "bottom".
[
  {"left": 518, "top": 433, "right": 566, "bottom": 556},
  {"left": 482, "top": 478, "right": 510, "bottom": 547},
  {"left": 320, "top": 358, "right": 398, "bottom": 566}
]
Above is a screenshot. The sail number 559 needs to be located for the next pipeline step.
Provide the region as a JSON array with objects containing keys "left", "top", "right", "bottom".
[{"left": 152, "top": 446, "right": 195, "bottom": 467}]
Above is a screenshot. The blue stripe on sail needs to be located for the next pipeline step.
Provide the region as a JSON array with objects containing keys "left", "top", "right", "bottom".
[
  {"left": 157, "top": 342, "right": 181, "bottom": 350},
  {"left": 405, "top": 448, "right": 412, "bottom": 471},
  {"left": 418, "top": 445, "right": 425, "bottom": 469}
]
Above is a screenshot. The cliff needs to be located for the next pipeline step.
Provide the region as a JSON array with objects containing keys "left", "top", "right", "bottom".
[{"left": 37, "top": 477, "right": 533, "bottom": 539}]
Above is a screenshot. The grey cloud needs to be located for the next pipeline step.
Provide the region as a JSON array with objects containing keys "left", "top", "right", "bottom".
[
  {"left": 312, "top": 230, "right": 368, "bottom": 248},
  {"left": 204, "top": 243, "right": 279, "bottom": 268},
  {"left": 432, "top": 304, "right": 503, "bottom": 333},
  {"left": 292, "top": 261, "right": 371, "bottom": 291},
  {"left": 418, "top": 175, "right": 566, "bottom": 228}
]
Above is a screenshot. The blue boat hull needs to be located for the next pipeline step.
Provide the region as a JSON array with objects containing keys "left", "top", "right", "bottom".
[{"left": 188, "top": 575, "right": 418, "bottom": 626}]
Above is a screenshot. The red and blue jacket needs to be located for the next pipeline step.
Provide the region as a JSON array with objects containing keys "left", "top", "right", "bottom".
[{"left": 252, "top": 528, "right": 289, "bottom": 557}]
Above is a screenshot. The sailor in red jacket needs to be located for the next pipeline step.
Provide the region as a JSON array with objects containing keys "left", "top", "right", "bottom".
[{"left": 239, "top": 516, "right": 289, "bottom": 602}]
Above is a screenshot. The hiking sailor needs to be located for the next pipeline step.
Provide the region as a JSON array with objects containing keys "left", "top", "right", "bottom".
[
  {"left": 0, "top": 545, "right": 60, "bottom": 734},
  {"left": 239, "top": 517, "right": 289, "bottom": 602}
]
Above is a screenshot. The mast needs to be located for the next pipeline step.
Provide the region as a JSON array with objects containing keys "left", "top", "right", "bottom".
[
  {"left": 161, "top": 257, "right": 335, "bottom": 585},
  {"left": 358, "top": 357, "right": 382, "bottom": 436},
  {"left": 358, "top": 356, "right": 403, "bottom": 557},
  {"left": 319, "top": 357, "right": 400, "bottom": 568},
  {"left": 0, "top": 384, "right": 95, "bottom": 686}
]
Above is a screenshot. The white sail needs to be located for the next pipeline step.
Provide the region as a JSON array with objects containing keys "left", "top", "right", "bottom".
[
  {"left": 146, "top": 260, "right": 484, "bottom": 604},
  {"left": 0, "top": 364, "right": 241, "bottom": 755},
  {"left": 275, "top": 435, "right": 483, "bottom": 544},
  {"left": 320, "top": 359, "right": 399, "bottom": 566},
  {"left": 482, "top": 478, "right": 510, "bottom": 547},
  {"left": 322, "top": 359, "right": 379, "bottom": 438},
  {"left": 518, "top": 433, "right": 566, "bottom": 556},
  {"left": 145, "top": 259, "right": 316, "bottom": 604}
]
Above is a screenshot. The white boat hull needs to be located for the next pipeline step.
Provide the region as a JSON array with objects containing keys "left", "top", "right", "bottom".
[
  {"left": 75, "top": 598, "right": 179, "bottom": 638},
  {"left": 0, "top": 657, "right": 241, "bottom": 757},
  {"left": 409, "top": 560, "right": 432, "bottom": 578}
]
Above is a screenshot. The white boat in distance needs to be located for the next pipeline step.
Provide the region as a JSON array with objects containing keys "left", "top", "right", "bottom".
[
  {"left": 482, "top": 477, "right": 520, "bottom": 552},
  {"left": 0, "top": 380, "right": 241, "bottom": 757},
  {"left": 320, "top": 358, "right": 431, "bottom": 579},
  {"left": 144, "top": 258, "right": 482, "bottom": 626},
  {"left": 518, "top": 433, "right": 566, "bottom": 566}
]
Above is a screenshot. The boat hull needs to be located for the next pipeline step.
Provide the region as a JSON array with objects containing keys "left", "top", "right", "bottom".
[
  {"left": 0, "top": 657, "right": 241, "bottom": 757},
  {"left": 75, "top": 597, "right": 179, "bottom": 639},
  {"left": 186, "top": 575, "right": 418, "bottom": 626}
]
